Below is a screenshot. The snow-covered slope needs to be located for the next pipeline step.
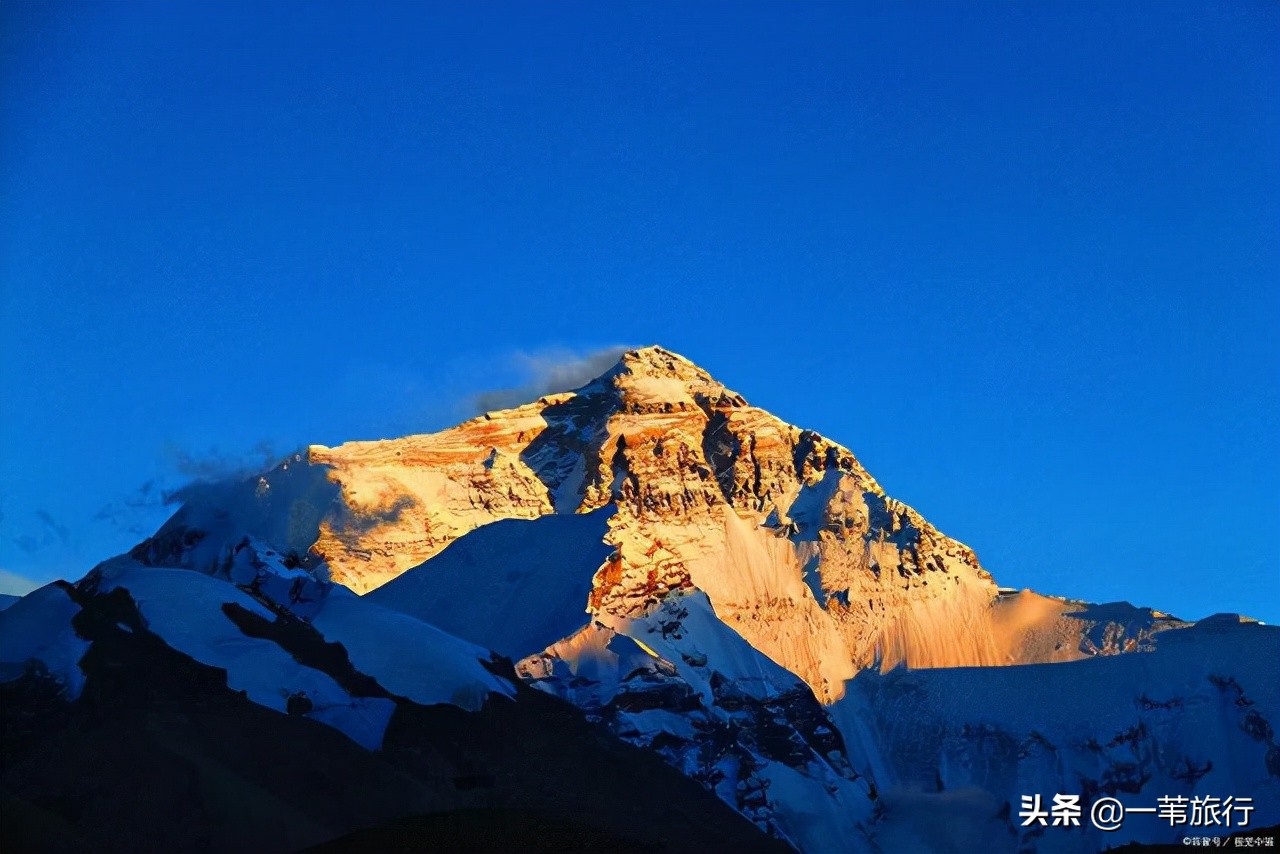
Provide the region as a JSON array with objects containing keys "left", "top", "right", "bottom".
[
  {"left": 94, "top": 561, "right": 398, "bottom": 749},
  {"left": 0, "top": 584, "right": 91, "bottom": 698},
  {"left": 366, "top": 508, "right": 615, "bottom": 659},
  {"left": 838, "top": 616, "right": 1280, "bottom": 851},
  {"left": 1, "top": 542, "right": 515, "bottom": 753},
  {"left": 522, "top": 588, "right": 879, "bottom": 852}
]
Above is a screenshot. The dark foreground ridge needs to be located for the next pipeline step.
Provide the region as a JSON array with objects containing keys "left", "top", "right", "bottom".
[{"left": 0, "top": 582, "right": 789, "bottom": 854}]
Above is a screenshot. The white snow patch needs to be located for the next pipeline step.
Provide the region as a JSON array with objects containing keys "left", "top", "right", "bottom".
[
  {"left": 0, "top": 584, "right": 90, "bottom": 698},
  {"left": 101, "top": 565, "right": 395, "bottom": 749},
  {"left": 617, "top": 708, "right": 699, "bottom": 741},
  {"left": 311, "top": 587, "right": 514, "bottom": 710},
  {"left": 755, "top": 759, "right": 873, "bottom": 854},
  {"left": 614, "top": 590, "right": 808, "bottom": 704},
  {"left": 367, "top": 508, "right": 614, "bottom": 660}
]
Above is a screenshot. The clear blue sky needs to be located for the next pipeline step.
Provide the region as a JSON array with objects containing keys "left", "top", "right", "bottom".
[{"left": 2, "top": 1, "right": 1277, "bottom": 621}]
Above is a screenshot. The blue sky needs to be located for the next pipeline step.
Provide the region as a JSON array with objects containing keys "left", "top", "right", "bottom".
[{"left": 2, "top": 1, "right": 1277, "bottom": 621}]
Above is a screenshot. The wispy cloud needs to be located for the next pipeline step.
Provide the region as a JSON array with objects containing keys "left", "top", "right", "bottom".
[
  {"left": 164, "top": 440, "right": 281, "bottom": 483},
  {"left": 95, "top": 442, "right": 291, "bottom": 529},
  {"left": 94, "top": 479, "right": 167, "bottom": 536},
  {"left": 157, "top": 441, "right": 296, "bottom": 507},
  {"left": 36, "top": 510, "right": 70, "bottom": 544},
  {"left": 470, "top": 345, "right": 632, "bottom": 413},
  {"left": 10, "top": 509, "right": 71, "bottom": 553}
]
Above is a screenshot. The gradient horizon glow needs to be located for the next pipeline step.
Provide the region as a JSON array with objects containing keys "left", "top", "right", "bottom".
[{"left": 2, "top": 2, "right": 1277, "bottom": 621}]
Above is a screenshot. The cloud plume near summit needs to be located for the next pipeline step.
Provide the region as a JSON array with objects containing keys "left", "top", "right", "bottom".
[
  {"left": 470, "top": 346, "right": 631, "bottom": 413},
  {"left": 95, "top": 442, "right": 290, "bottom": 538}
]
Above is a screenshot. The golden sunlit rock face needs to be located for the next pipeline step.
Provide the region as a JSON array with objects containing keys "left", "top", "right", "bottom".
[{"left": 301, "top": 346, "right": 1172, "bottom": 701}]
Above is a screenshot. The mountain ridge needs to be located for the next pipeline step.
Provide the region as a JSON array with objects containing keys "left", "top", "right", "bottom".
[{"left": 177, "top": 345, "right": 1182, "bottom": 699}]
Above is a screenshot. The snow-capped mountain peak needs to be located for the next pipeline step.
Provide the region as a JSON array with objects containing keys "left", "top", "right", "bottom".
[{"left": 6, "top": 346, "right": 1273, "bottom": 853}]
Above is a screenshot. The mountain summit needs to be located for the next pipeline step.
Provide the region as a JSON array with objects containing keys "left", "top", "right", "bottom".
[{"left": 151, "top": 345, "right": 1179, "bottom": 702}]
